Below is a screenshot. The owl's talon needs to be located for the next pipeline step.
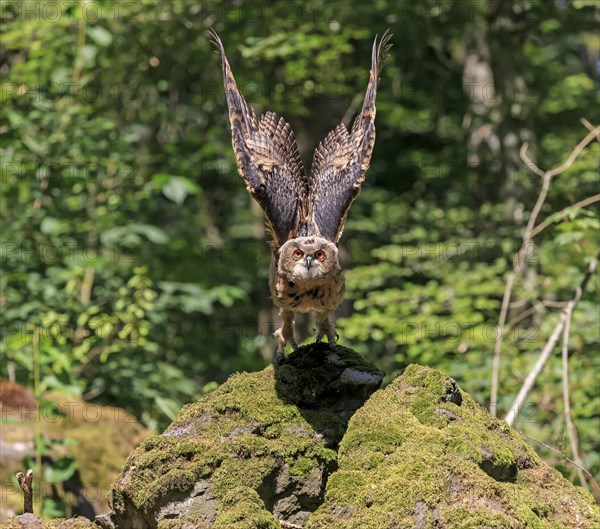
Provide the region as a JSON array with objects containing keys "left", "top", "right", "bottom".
[
  {"left": 328, "top": 332, "right": 337, "bottom": 349},
  {"left": 274, "top": 310, "right": 297, "bottom": 361}
]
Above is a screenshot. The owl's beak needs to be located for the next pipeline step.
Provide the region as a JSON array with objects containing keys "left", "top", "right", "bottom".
[{"left": 305, "top": 256, "right": 312, "bottom": 270}]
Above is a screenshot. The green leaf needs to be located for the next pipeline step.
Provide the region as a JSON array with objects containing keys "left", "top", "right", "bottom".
[
  {"left": 40, "top": 217, "right": 65, "bottom": 235},
  {"left": 44, "top": 457, "right": 78, "bottom": 483},
  {"left": 101, "top": 224, "right": 169, "bottom": 245},
  {"left": 161, "top": 176, "right": 201, "bottom": 205},
  {"left": 87, "top": 26, "right": 113, "bottom": 47}
]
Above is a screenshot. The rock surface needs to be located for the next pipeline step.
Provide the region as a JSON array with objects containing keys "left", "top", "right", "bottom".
[
  {"left": 306, "top": 364, "right": 600, "bottom": 528},
  {"left": 108, "top": 344, "right": 384, "bottom": 528}
]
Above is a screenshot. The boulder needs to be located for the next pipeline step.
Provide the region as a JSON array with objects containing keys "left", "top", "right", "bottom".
[
  {"left": 306, "top": 364, "right": 600, "bottom": 528},
  {"left": 108, "top": 344, "right": 384, "bottom": 528},
  {"left": 6, "top": 352, "right": 598, "bottom": 529}
]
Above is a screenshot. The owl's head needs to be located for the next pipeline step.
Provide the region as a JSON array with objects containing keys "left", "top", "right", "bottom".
[{"left": 278, "top": 237, "right": 340, "bottom": 280}]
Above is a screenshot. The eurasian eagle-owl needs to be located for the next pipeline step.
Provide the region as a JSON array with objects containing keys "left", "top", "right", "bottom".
[{"left": 211, "top": 30, "right": 391, "bottom": 360}]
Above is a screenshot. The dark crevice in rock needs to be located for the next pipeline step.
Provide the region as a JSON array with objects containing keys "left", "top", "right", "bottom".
[
  {"left": 275, "top": 343, "right": 384, "bottom": 449},
  {"left": 479, "top": 447, "right": 518, "bottom": 483},
  {"left": 257, "top": 458, "right": 339, "bottom": 526},
  {"left": 440, "top": 375, "right": 463, "bottom": 406}
]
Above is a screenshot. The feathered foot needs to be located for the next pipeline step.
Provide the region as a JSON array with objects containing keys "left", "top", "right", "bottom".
[
  {"left": 274, "top": 309, "right": 297, "bottom": 362},
  {"left": 315, "top": 312, "right": 337, "bottom": 349}
]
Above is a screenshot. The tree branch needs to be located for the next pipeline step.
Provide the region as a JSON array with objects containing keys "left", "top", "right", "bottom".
[
  {"left": 531, "top": 193, "right": 600, "bottom": 238},
  {"left": 579, "top": 117, "right": 600, "bottom": 141},
  {"left": 489, "top": 123, "right": 599, "bottom": 415},
  {"left": 504, "top": 257, "right": 597, "bottom": 427},
  {"left": 505, "top": 301, "right": 545, "bottom": 330},
  {"left": 561, "top": 298, "right": 588, "bottom": 490},
  {"left": 545, "top": 125, "right": 600, "bottom": 179}
]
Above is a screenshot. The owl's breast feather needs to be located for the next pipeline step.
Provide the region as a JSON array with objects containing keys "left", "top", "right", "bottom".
[{"left": 271, "top": 273, "right": 345, "bottom": 313}]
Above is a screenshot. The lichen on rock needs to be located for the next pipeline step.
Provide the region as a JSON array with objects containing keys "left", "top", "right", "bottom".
[{"left": 306, "top": 364, "right": 600, "bottom": 528}]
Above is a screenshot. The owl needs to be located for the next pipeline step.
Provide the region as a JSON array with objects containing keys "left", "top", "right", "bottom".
[{"left": 211, "top": 30, "right": 391, "bottom": 360}]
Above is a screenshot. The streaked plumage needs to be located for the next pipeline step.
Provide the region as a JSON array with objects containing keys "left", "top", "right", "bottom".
[{"left": 211, "top": 29, "right": 391, "bottom": 359}]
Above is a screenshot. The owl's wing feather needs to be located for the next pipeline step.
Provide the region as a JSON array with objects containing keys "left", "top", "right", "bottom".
[
  {"left": 308, "top": 30, "right": 392, "bottom": 242},
  {"left": 210, "top": 30, "right": 308, "bottom": 247}
]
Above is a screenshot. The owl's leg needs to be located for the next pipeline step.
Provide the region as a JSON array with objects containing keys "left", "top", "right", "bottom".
[
  {"left": 274, "top": 309, "right": 297, "bottom": 361},
  {"left": 315, "top": 312, "right": 337, "bottom": 349}
]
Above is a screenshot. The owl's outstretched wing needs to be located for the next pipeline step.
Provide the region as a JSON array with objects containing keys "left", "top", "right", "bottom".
[
  {"left": 210, "top": 30, "right": 308, "bottom": 247},
  {"left": 307, "top": 31, "right": 392, "bottom": 242}
]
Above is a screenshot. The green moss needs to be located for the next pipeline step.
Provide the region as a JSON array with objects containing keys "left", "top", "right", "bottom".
[
  {"left": 108, "top": 358, "right": 597, "bottom": 527},
  {"left": 441, "top": 507, "right": 517, "bottom": 528},
  {"left": 110, "top": 354, "right": 356, "bottom": 525},
  {"left": 213, "top": 488, "right": 279, "bottom": 528},
  {"left": 308, "top": 364, "right": 600, "bottom": 528}
]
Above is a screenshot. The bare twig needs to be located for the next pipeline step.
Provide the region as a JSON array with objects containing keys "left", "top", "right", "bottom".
[
  {"left": 16, "top": 469, "right": 34, "bottom": 514},
  {"left": 490, "top": 272, "right": 515, "bottom": 416},
  {"left": 509, "top": 298, "right": 529, "bottom": 309},
  {"left": 561, "top": 299, "right": 588, "bottom": 490},
  {"left": 489, "top": 124, "right": 600, "bottom": 415},
  {"left": 504, "top": 257, "right": 597, "bottom": 427},
  {"left": 518, "top": 430, "right": 600, "bottom": 501},
  {"left": 542, "top": 300, "right": 571, "bottom": 309},
  {"left": 506, "top": 298, "right": 576, "bottom": 330},
  {"left": 504, "top": 311, "right": 566, "bottom": 426},
  {"left": 80, "top": 266, "right": 95, "bottom": 305},
  {"left": 531, "top": 193, "right": 600, "bottom": 238},
  {"left": 505, "top": 301, "right": 545, "bottom": 330},
  {"left": 580, "top": 117, "right": 600, "bottom": 141},
  {"left": 532, "top": 125, "right": 599, "bottom": 180}
]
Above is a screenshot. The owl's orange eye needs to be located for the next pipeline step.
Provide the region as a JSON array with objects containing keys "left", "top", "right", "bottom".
[
  {"left": 292, "top": 248, "right": 304, "bottom": 260},
  {"left": 315, "top": 250, "right": 326, "bottom": 261}
]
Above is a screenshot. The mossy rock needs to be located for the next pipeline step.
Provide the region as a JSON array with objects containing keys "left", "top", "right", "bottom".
[
  {"left": 306, "top": 364, "right": 600, "bottom": 528},
  {"left": 108, "top": 344, "right": 384, "bottom": 529}
]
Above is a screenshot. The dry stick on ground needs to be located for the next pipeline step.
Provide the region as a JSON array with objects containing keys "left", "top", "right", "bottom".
[
  {"left": 16, "top": 469, "right": 34, "bottom": 514},
  {"left": 489, "top": 124, "right": 600, "bottom": 416},
  {"left": 561, "top": 286, "right": 589, "bottom": 490},
  {"left": 504, "top": 257, "right": 598, "bottom": 428}
]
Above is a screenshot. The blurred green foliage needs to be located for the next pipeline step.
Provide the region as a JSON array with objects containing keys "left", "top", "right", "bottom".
[{"left": 1, "top": 0, "right": 598, "bottom": 495}]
